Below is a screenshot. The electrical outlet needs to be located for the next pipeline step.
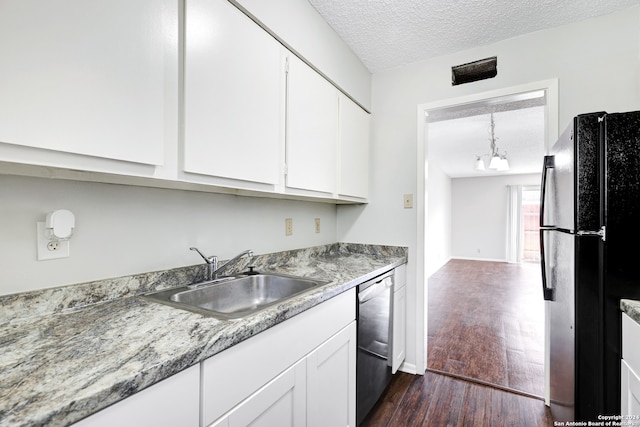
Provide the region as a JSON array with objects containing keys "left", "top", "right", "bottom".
[
  {"left": 37, "top": 222, "right": 70, "bottom": 260},
  {"left": 314, "top": 218, "right": 321, "bottom": 233},
  {"left": 285, "top": 218, "right": 293, "bottom": 236},
  {"left": 403, "top": 194, "right": 413, "bottom": 209}
]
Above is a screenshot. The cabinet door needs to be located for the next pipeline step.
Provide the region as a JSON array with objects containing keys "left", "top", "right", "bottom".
[
  {"left": 338, "top": 95, "right": 369, "bottom": 199},
  {"left": 307, "top": 322, "right": 357, "bottom": 427},
  {"left": 622, "top": 313, "right": 640, "bottom": 418},
  {"left": 621, "top": 359, "right": 640, "bottom": 417},
  {"left": 184, "top": 0, "right": 282, "bottom": 185},
  {"left": 212, "top": 360, "right": 306, "bottom": 427},
  {"left": 72, "top": 365, "right": 199, "bottom": 427},
  {"left": 623, "top": 314, "right": 640, "bottom": 377},
  {"left": 0, "top": 0, "right": 173, "bottom": 166},
  {"left": 392, "top": 284, "right": 407, "bottom": 374},
  {"left": 286, "top": 55, "right": 338, "bottom": 194}
]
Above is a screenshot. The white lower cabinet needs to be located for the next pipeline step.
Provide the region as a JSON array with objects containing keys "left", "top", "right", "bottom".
[
  {"left": 622, "top": 313, "right": 640, "bottom": 417},
  {"left": 72, "top": 364, "right": 199, "bottom": 427},
  {"left": 307, "top": 322, "right": 357, "bottom": 427},
  {"left": 212, "top": 322, "right": 357, "bottom": 427},
  {"left": 392, "top": 284, "right": 406, "bottom": 374},
  {"left": 391, "top": 264, "right": 407, "bottom": 373},
  {"left": 621, "top": 359, "right": 640, "bottom": 416},
  {"left": 203, "top": 289, "right": 356, "bottom": 427},
  {"left": 210, "top": 360, "right": 307, "bottom": 427}
]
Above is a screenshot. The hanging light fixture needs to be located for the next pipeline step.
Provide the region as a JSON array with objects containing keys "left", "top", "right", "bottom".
[
  {"left": 474, "top": 113, "right": 510, "bottom": 172},
  {"left": 474, "top": 156, "right": 485, "bottom": 171}
]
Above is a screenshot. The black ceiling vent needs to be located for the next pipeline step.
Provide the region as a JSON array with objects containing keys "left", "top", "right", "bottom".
[{"left": 451, "top": 57, "right": 497, "bottom": 86}]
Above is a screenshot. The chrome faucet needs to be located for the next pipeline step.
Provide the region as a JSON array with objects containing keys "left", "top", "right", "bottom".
[
  {"left": 190, "top": 247, "right": 218, "bottom": 281},
  {"left": 190, "top": 247, "right": 253, "bottom": 281},
  {"left": 213, "top": 249, "right": 253, "bottom": 278}
]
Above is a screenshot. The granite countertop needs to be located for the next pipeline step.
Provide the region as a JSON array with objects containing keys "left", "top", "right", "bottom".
[
  {"left": 0, "top": 243, "right": 406, "bottom": 427},
  {"left": 621, "top": 299, "right": 640, "bottom": 325}
]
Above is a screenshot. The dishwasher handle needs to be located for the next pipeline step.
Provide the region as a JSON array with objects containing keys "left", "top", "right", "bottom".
[{"left": 358, "top": 275, "right": 393, "bottom": 303}]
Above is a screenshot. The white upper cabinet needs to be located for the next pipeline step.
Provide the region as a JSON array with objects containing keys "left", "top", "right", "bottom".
[
  {"left": 338, "top": 95, "right": 370, "bottom": 199},
  {"left": 183, "top": 0, "right": 283, "bottom": 186},
  {"left": 229, "top": 0, "right": 372, "bottom": 111},
  {"left": 286, "top": 54, "right": 338, "bottom": 194},
  {"left": 0, "top": 0, "right": 175, "bottom": 167},
  {"left": 0, "top": 0, "right": 369, "bottom": 204}
]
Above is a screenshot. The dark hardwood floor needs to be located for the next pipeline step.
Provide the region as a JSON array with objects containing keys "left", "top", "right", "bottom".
[
  {"left": 361, "top": 371, "right": 553, "bottom": 427},
  {"left": 428, "top": 259, "right": 545, "bottom": 397},
  {"left": 361, "top": 259, "right": 550, "bottom": 426}
]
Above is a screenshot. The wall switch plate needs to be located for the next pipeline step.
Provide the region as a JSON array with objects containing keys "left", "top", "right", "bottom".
[
  {"left": 314, "top": 218, "right": 321, "bottom": 233},
  {"left": 37, "top": 221, "right": 70, "bottom": 260},
  {"left": 403, "top": 194, "right": 413, "bottom": 209},
  {"left": 285, "top": 218, "right": 293, "bottom": 236}
]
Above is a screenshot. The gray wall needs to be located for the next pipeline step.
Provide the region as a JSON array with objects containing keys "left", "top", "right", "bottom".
[
  {"left": 0, "top": 175, "right": 336, "bottom": 295},
  {"left": 451, "top": 173, "right": 540, "bottom": 261}
]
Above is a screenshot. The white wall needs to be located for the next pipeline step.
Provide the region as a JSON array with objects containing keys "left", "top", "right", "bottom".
[
  {"left": 451, "top": 173, "right": 540, "bottom": 261},
  {"left": 0, "top": 175, "right": 337, "bottom": 296},
  {"left": 337, "top": 6, "right": 640, "bottom": 372},
  {"left": 426, "top": 164, "right": 451, "bottom": 278}
]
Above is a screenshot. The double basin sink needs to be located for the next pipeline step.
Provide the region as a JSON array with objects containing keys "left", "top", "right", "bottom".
[{"left": 143, "top": 273, "right": 329, "bottom": 320}]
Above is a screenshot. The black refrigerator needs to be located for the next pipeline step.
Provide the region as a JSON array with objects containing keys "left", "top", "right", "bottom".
[{"left": 540, "top": 110, "right": 640, "bottom": 422}]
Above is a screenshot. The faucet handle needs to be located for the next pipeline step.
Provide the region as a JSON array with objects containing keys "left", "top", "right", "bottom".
[
  {"left": 190, "top": 247, "right": 217, "bottom": 264},
  {"left": 244, "top": 266, "right": 259, "bottom": 275}
]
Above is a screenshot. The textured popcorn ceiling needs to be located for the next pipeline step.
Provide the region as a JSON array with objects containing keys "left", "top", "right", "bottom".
[
  {"left": 308, "top": 0, "right": 639, "bottom": 73},
  {"left": 308, "top": 0, "right": 638, "bottom": 177}
]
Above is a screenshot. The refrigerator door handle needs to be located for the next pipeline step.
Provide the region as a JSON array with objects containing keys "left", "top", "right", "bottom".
[
  {"left": 540, "top": 155, "right": 555, "bottom": 228},
  {"left": 539, "top": 229, "right": 555, "bottom": 301},
  {"left": 539, "top": 155, "right": 556, "bottom": 301}
]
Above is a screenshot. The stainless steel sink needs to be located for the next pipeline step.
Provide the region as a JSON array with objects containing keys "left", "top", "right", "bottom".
[{"left": 142, "top": 273, "right": 328, "bottom": 319}]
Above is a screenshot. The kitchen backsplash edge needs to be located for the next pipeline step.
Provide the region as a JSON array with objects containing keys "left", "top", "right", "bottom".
[{"left": 0, "top": 243, "right": 408, "bottom": 321}]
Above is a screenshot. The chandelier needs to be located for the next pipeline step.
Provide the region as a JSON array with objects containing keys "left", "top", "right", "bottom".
[{"left": 474, "top": 113, "right": 510, "bottom": 172}]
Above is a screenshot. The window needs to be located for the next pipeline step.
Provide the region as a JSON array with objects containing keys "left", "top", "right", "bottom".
[{"left": 521, "top": 186, "right": 540, "bottom": 262}]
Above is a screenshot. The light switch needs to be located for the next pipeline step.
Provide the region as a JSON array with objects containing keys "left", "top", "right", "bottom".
[{"left": 403, "top": 194, "right": 413, "bottom": 209}]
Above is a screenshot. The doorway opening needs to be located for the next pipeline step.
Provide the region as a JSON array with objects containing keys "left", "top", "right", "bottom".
[{"left": 417, "top": 80, "right": 558, "bottom": 403}]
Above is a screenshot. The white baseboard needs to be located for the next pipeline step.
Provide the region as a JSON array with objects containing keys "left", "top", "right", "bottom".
[
  {"left": 450, "top": 256, "right": 507, "bottom": 263},
  {"left": 398, "top": 362, "right": 418, "bottom": 375}
]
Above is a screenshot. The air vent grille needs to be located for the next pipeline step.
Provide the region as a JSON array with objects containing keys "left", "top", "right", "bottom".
[{"left": 451, "top": 57, "right": 497, "bottom": 86}]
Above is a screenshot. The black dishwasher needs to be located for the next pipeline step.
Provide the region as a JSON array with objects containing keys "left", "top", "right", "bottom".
[{"left": 356, "top": 270, "right": 394, "bottom": 425}]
